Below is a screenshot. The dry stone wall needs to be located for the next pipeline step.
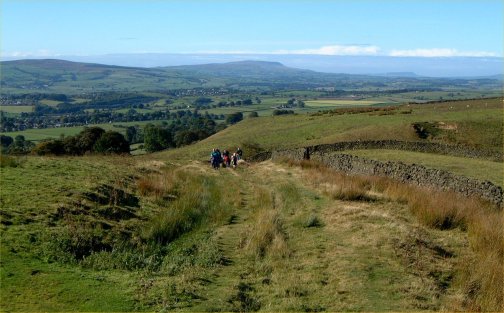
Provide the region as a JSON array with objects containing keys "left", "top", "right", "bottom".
[
  {"left": 265, "top": 141, "right": 503, "bottom": 207},
  {"left": 308, "top": 140, "right": 503, "bottom": 162}
]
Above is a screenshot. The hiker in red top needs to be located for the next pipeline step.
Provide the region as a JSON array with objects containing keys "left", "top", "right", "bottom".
[{"left": 222, "top": 149, "right": 231, "bottom": 168}]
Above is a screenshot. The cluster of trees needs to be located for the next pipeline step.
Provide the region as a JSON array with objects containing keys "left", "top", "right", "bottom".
[
  {"left": 0, "top": 93, "right": 70, "bottom": 105},
  {"left": 143, "top": 116, "right": 221, "bottom": 152},
  {"left": 1, "top": 135, "right": 34, "bottom": 155},
  {"left": 286, "top": 98, "right": 305, "bottom": 108},
  {"left": 225, "top": 112, "right": 243, "bottom": 125},
  {"left": 31, "top": 127, "right": 130, "bottom": 156},
  {"left": 191, "top": 97, "right": 260, "bottom": 110},
  {"left": 272, "top": 109, "right": 295, "bottom": 116}
]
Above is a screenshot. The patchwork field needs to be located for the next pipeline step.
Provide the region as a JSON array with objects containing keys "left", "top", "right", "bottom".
[
  {"left": 0, "top": 105, "right": 34, "bottom": 113},
  {"left": 305, "top": 99, "right": 385, "bottom": 107}
]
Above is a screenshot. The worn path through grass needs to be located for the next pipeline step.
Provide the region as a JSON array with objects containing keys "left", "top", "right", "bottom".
[{"left": 187, "top": 160, "right": 468, "bottom": 311}]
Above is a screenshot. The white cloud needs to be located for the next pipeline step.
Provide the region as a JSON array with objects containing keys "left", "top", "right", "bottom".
[
  {"left": 273, "top": 45, "right": 380, "bottom": 55},
  {"left": 389, "top": 48, "right": 498, "bottom": 57},
  {"left": 198, "top": 45, "right": 380, "bottom": 56},
  {"left": 1, "top": 49, "right": 61, "bottom": 58}
]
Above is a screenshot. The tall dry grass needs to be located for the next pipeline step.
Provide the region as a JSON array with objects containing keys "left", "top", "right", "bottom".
[
  {"left": 286, "top": 159, "right": 503, "bottom": 311},
  {"left": 139, "top": 169, "right": 236, "bottom": 245},
  {"left": 241, "top": 186, "right": 289, "bottom": 260}
]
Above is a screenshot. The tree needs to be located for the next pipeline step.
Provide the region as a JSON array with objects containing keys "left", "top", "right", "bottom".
[
  {"left": 193, "top": 97, "right": 213, "bottom": 106},
  {"left": 126, "top": 126, "right": 138, "bottom": 143},
  {"left": 174, "top": 130, "right": 199, "bottom": 147},
  {"left": 93, "top": 131, "right": 130, "bottom": 154},
  {"left": 0, "top": 135, "right": 13, "bottom": 147},
  {"left": 143, "top": 125, "right": 173, "bottom": 152},
  {"left": 78, "top": 127, "right": 105, "bottom": 153},
  {"left": 226, "top": 112, "right": 243, "bottom": 125},
  {"left": 248, "top": 111, "right": 259, "bottom": 118},
  {"left": 8, "top": 135, "right": 34, "bottom": 154}
]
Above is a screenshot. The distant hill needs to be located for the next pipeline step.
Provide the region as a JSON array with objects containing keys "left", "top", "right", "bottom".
[
  {"left": 382, "top": 72, "right": 421, "bottom": 78},
  {"left": 1, "top": 58, "right": 502, "bottom": 94},
  {"left": 3, "top": 53, "right": 502, "bottom": 77},
  {"left": 169, "top": 60, "right": 312, "bottom": 77}
]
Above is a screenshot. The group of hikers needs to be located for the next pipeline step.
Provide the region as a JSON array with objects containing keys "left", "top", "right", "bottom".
[{"left": 210, "top": 147, "right": 243, "bottom": 169}]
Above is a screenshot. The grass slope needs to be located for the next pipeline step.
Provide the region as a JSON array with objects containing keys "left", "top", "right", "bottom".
[
  {"left": 157, "top": 98, "right": 503, "bottom": 161},
  {"left": 1, "top": 156, "right": 474, "bottom": 311}
]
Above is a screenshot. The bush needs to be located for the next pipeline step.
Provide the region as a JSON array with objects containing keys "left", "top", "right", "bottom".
[
  {"left": 226, "top": 112, "right": 243, "bottom": 125},
  {"left": 78, "top": 127, "right": 106, "bottom": 152},
  {"left": 93, "top": 131, "right": 130, "bottom": 154},
  {"left": 240, "top": 140, "right": 265, "bottom": 158},
  {"left": 272, "top": 109, "right": 294, "bottom": 116},
  {"left": 32, "top": 140, "right": 66, "bottom": 156}
]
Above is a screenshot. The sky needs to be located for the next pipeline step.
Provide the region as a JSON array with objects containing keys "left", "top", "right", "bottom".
[{"left": 1, "top": 0, "right": 503, "bottom": 58}]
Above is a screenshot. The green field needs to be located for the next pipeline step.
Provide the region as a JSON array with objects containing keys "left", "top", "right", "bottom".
[
  {"left": 1, "top": 120, "right": 172, "bottom": 142},
  {"left": 305, "top": 99, "right": 385, "bottom": 107},
  {"left": 39, "top": 99, "right": 62, "bottom": 107},
  {"left": 0, "top": 105, "right": 34, "bottom": 113}
]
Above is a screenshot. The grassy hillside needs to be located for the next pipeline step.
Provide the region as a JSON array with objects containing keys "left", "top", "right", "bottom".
[
  {"left": 157, "top": 97, "right": 503, "bottom": 161},
  {"left": 1, "top": 98, "right": 502, "bottom": 311}
]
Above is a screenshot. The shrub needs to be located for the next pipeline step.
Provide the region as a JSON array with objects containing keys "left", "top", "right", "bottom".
[
  {"left": 93, "top": 131, "right": 130, "bottom": 154},
  {"left": 32, "top": 140, "right": 66, "bottom": 156},
  {"left": 272, "top": 109, "right": 294, "bottom": 116},
  {"left": 226, "top": 112, "right": 243, "bottom": 124},
  {"left": 78, "top": 127, "right": 106, "bottom": 152}
]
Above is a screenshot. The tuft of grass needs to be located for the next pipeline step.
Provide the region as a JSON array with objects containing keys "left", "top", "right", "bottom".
[
  {"left": 0, "top": 155, "right": 24, "bottom": 168},
  {"left": 142, "top": 169, "right": 236, "bottom": 246},
  {"left": 287, "top": 159, "right": 375, "bottom": 202},
  {"left": 303, "top": 214, "right": 324, "bottom": 228},
  {"left": 244, "top": 209, "right": 289, "bottom": 260},
  {"left": 459, "top": 209, "right": 503, "bottom": 311},
  {"left": 136, "top": 172, "right": 176, "bottom": 201},
  {"left": 241, "top": 186, "right": 289, "bottom": 260}
]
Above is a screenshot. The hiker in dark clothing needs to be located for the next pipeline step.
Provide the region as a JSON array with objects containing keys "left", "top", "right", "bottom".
[
  {"left": 231, "top": 153, "right": 238, "bottom": 168},
  {"left": 210, "top": 148, "right": 222, "bottom": 169},
  {"left": 236, "top": 147, "right": 243, "bottom": 160}
]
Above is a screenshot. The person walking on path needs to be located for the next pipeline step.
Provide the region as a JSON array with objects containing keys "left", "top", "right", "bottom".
[
  {"left": 236, "top": 147, "right": 243, "bottom": 160},
  {"left": 211, "top": 148, "right": 222, "bottom": 169},
  {"left": 223, "top": 149, "right": 231, "bottom": 168},
  {"left": 231, "top": 153, "right": 238, "bottom": 168}
]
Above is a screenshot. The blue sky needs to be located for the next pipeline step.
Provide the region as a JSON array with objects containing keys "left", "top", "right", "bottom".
[{"left": 2, "top": 0, "right": 503, "bottom": 58}]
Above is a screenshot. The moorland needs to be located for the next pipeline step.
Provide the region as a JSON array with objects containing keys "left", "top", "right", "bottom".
[{"left": 0, "top": 59, "right": 502, "bottom": 311}]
